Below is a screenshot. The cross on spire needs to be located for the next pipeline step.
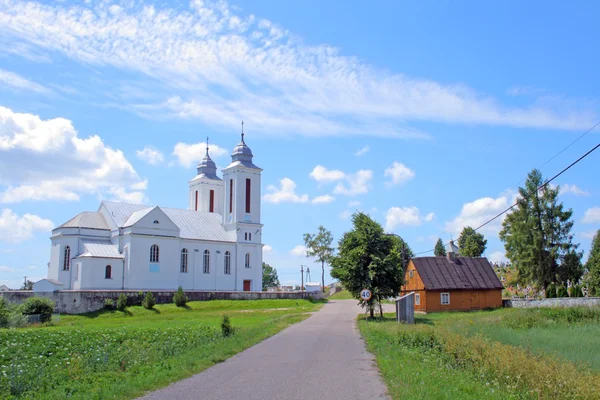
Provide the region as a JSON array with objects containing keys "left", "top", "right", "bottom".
[
  {"left": 241, "top": 120, "right": 245, "bottom": 142},
  {"left": 206, "top": 136, "right": 209, "bottom": 155}
]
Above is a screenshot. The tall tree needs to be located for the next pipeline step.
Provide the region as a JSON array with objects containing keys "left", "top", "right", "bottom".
[
  {"left": 434, "top": 238, "right": 446, "bottom": 257},
  {"left": 330, "top": 212, "right": 403, "bottom": 317},
  {"left": 458, "top": 227, "right": 487, "bottom": 257},
  {"left": 499, "top": 169, "right": 577, "bottom": 291},
  {"left": 557, "top": 249, "right": 584, "bottom": 286},
  {"left": 262, "top": 262, "right": 280, "bottom": 291},
  {"left": 388, "top": 234, "right": 413, "bottom": 272},
  {"left": 585, "top": 230, "right": 600, "bottom": 296},
  {"left": 303, "top": 226, "right": 334, "bottom": 291},
  {"left": 20, "top": 280, "right": 33, "bottom": 290}
]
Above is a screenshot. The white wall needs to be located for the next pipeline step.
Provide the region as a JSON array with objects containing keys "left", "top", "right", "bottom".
[
  {"left": 33, "top": 279, "right": 64, "bottom": 293},
  {"left": 77, "top": 258, "right": 124, "bottom": 290},
  {"left": 189, "top": 178, "right": 224, "bottom": 215}
]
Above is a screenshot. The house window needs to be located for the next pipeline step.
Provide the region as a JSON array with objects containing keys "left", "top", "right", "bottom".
[
  {"left": 409, "top": 270, "right": 414, "bottom": 278},
  {"left": 441, "top": 292, "right": 450, "bottom": 305},
  {"left": 63, "top": 246, "right": 71, "bottom": 271},
  {"left": 245, "top": 178, "right": 251, "bottom": 213},
  {"left": 203, "top": 250, "right": 210, "bottom": 273},
  {"left": 209, "top": 190, "right": 215, "bottom": 213},
  {"left": 224, "top": 251, "right": 231, "bottom": 275},
  {"left": 245, "top": 253, "right": 250, "bottom": 268},
  {"left": 415, "top": 293, "right": 420, "bottom": 306},
  {"left": 105, "top": 265, "right": 112, "bottom": 279},
  {"left": 180, "top": 249, "right": 188, "bottom": 273},
  {"left": 150, "top": 244, "right": 159, "bottom": 263}
]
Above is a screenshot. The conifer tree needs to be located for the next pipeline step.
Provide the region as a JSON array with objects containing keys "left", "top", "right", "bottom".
[
  {"left": 434, "top": 238, "right": 446, "bottom": 257},
  {"left": 585, "top": 230, "right": 600, "bottom": 296},
  {"left": 458, "top": 227, "right": 487, "bottom": 257}
]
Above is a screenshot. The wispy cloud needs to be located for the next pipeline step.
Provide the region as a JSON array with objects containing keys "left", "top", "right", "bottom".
[
  {"left": 384, "top": 162, "right": 415, "bottom": 187},
  {"left": 172, "top": 142, "right": 228, "bottom": 168},
  {"left": 0, "top": 1, "right": 595, "bottom": 137},
  {"left": 385, "top": 206, "right": 434, "bottom": 231},
  {"left": 136, "top": 146, "right": 164, "bottom": 165},
  {"left": 312, "top": 195, "right": 335, "bottom": 204},
  {"left": 354, "top": 146, "right": 370, "bottom": 156},
  {"left": 0, "top": 209, "right": 53, "bottom": 243},
  {"left": 263, "top": 178, "right": 309, "bottom": 204},
  {"left": 0, "top": 68, "right": 49, "bottom": 94},
  {"left": 582, "top": 207, "right": 600, "bottom": 224},
  {"left": 560, "top": 184, "right": 589, "bottom": 196}
]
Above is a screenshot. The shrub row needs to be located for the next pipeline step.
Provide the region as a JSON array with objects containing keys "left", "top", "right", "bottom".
[
  {"left": 103, "top": 287, "right": 188, "bottom": 311},
  {"left": 546, "top": 283, "right": 584, "bottom": 298},
  {"left": 0, "top": 297, "right": 55, "bottom": 328}
]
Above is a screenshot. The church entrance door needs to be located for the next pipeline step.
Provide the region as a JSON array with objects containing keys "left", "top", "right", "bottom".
[{"left": 243, "top": 280, "right": 251, "bottom": 291}]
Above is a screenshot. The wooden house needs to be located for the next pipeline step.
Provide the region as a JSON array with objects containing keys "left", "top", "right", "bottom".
[{"left": 401, "top": 245, "right": 503, "bottom": 312}]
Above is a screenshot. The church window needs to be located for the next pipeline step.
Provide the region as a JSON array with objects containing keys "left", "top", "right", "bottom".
[
  {"left": 195, "top": 191, "right": 198, "bottom": 211},
  {"left": 229, "top": 179, "right": 233, "bottom": 213},
  {"left": 245, "top": 253, "right": 250, "bottom": 268},
  {"left": 105, "top": 265, "right": 112, "bottom": 279},
  {"left": 245, "top": 178, "right": 251, "bottom": 213},
  {"left": 180, "top": 249, "right": 188, "bottom": 273},
  {"left": 153, "top": 220, "right": 159, "bottom": 224},
  {"left": 224, "top": 251, "right": 231, "bottom": 275},
  {"left": 150, "top": 244, "right": 159, "bottom": 263},
  {"left": 203, "top": 250, "right": 210, "bottom": 273},
  {"left": 249, "top": 233, "right": 252, "bottom": 241},
  {"left": 63, "top": 246, "right": 71, "bottom": 271},
  {"left": 209, "top": 190, "right": 215, "bottom": 213},
  {"left": 244, "top": 232, "right": 248, "bottom": 240}
]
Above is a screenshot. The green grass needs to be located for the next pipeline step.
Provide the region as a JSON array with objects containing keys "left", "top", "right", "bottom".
[
  {"left": 0, "top": 299, "right": 323, "bottom": 399},
  {"left": 328, "top": 289, "right": 354, "bottom": 300}
]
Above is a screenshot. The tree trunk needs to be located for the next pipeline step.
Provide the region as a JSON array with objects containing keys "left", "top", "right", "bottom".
[
  {"left": 321, "top": 260, "right": 325, "bottom": 292},
  {"left": 369, "top": 304, "right": 374, "bottom": 318},
  {"left": 379, "top": 296, "right": 383, "bottom": 318}
]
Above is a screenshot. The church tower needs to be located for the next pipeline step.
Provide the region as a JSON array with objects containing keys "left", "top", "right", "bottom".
[
  {"left": 188, "top": 139, "right": 224, "bottom": 214},
  {"left": 222, "top": 124, "right": 262, "bottom": 241}
]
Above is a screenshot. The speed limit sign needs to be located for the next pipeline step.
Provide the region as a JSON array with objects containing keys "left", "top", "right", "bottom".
[{"left": 360, "top": 288, "right": 372, "bottom": 301}]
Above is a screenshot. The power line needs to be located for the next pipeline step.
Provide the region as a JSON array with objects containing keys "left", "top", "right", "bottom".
[{"left": 414, "top": 140, "right": 600, "bottom": 256}]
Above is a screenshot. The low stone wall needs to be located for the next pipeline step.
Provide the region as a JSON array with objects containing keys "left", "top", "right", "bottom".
[
  {"left": 504, "top": 297, "right": 600, "bottom": 308},
  {"left": 0, "top": 290, "right": 323, "bottom": 314}
]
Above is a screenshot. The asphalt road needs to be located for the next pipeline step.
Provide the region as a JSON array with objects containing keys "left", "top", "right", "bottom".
[{"left": 139, "top": 300, "right": 391, "bottom": 400}]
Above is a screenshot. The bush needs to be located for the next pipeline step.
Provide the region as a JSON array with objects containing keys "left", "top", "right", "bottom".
[
  {"left": 142, "top": 292, "right": 155, "bottom": 310},
  {"left": 0, "top": 298, "right": 10, "bottom": 328},
  {"left": 173, "top": 286, "right": 187, "bottom": 307},
  {"left": 104, "top": 298, "right": 115, "bottom": 309},
  {"left": 116, "top": 293, "right": 128, "bottom": 311},
  {"left": 569, "top": 284, "right": 582, "bottom": 298},
  {"left": 546, "top": 283, "right": 556, "bottom": 298},
  {"left": 220, "top": 315, "right": 233, "bottom": 337},
  {"left": 557, "top": 285, "right": 568, "bottom": 298},
  {"left": 21, "top": 297, "right": 55, "bottom": 323}
]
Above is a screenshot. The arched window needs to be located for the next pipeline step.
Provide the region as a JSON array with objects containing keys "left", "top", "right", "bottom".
[
  {"left": 63, "top": 246, "right": 71, "bottom": 271},
  {"left": 203, "top": 250, "right": 210, "bottom": 273},
  {"left": 105, "top": 265, "right": 112, "bottom": 279},
  {"left": 224, "top": 251, "right": 231, "bottom": 275},
  {"left": 245, "top": 253, "right": 250, "bottom": 268},
  {"left": 150, "top": 244, "right": 159, "bottom": 263},
  {"left": 180, "top": 249, "right": 188, "bottom": 273}
]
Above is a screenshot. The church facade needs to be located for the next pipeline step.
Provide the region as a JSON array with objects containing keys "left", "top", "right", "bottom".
[{"left": 44, "top": 134, "right": 263, "bottom": 291}]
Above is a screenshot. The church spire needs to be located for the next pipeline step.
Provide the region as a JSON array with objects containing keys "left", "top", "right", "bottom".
[
  {"left": 241, "top": 120, "right": 245, "bottom": 143},
  {"left": 206, "top": 136, "right": 210, "bottom": 156}
]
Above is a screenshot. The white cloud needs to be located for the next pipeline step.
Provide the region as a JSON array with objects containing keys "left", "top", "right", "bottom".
[
  {"left": 445, "top": 194, "right": 511, "bottom": 235},
  {"left": 309, "top": 166, "right": 345, "bottom": 184},
  {"left": 0, "top": 1, "right": 593, "bottom": 137},
  {"left": 0, "top": 266, "right": 15, "bottom": 272},
  {"left": 136, "top": 146, "right": 164, "bottom": 165},
  {"left": 263, "top": 178, "right": 309, "bottom": 204},
  {"left": 560, "top": 184, "right": 589, "bottom": 196},
  {"left": 290, "top": 245, "right": 307, "bottom": 257},
  {"left": 488, "top": 251, "right": 507, "bottom": 264},
  {"left": 0, "top": 106, "right": 147, "bottom": 203},
  {"left": 172, "top": 142, "right": 227, "bottom": 168},
  {"left": 0, "top": 208, "right": 53, "bottom": 243},
  {"left": 312, "top": 195, "right": 335, "bottom": 204},
  {"left": 385, "top": 206, "right": 424, "bottom": 230},
  {"left": 26, "top": 265, "right": 38, "bottom": 270},
  {"left": 263, "top": 245, "right": 273, "bottom": 254},
  {"left": 384, "top": 162, "right": 415, "bottom": 187},
  {"left": 333, "top": 170, "right": 373, "bottom": 196},
  {"left": 355, "top": 146, "right": 370, "bottom": 156},
  {"left": 424, "top": 212, "right": 435, "bottom": 222},
  {"left": 579, "top": 231, "right": 597, "bottom": 240},
  {"left": 0, "top": 68, "right": 49, "bottom": 94},
  {"left": 339, "top": 210, "right": 352, "bottom": 220},
  {"left": 348, "top": 200, "right": 361, "bottom": 207},
  {"left": 582, "top": 207, "right": 600, "bottom": 224}
]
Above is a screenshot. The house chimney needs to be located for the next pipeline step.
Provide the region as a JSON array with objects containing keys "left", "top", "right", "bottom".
[{"left": 446, "top": 240, "right": 459, "bottom": 262}]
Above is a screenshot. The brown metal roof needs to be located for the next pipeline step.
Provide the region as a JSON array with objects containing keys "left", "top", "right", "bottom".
[{"left": 411, "top": 256, "right": 503, "bottom": 291}]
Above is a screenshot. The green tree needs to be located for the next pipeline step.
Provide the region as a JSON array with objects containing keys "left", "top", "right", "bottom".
[
  {"left": 387, "top": 234, "right": 413, "bottom": 272},
  {"left": 173, "top": 286, "right": 188, "bottom": 307},
  {"left": 585, "top": 230, "right": 600, "bottom": 296},
  {"left": 458, "top": 227, "right": 487, "bottom": 257},
  {"left": 142, "top": 291, "right": 155, "bottom": 310},
  {"left": 303, "top": 226, "right": 334, "bottom": 291},
  {"left": 434, "top": 238, "right": 446, "bottom": 257},
  {"left": 500, "top": 170, "right": 577, "bottom": 292},
  {"left": 262, "top": 262, "right": 280, "bottom": 290},
  {"left": 330, "top": 212, "right": 403, "bottom": 318},
  {"left": 557, "top": 249, "right": 584, "bottom": 286},
  {"left": 20, "top": 280, "right": 33, "bottom": 290}
]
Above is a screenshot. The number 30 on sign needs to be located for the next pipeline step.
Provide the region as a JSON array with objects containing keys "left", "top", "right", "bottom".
[{"left": 360, "top": 289, "right": 372, "bottom": 301}]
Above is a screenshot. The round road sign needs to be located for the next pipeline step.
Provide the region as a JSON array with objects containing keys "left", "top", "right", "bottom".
[{"left": 360, "top": 289, "right": 372, "bottom": 301}]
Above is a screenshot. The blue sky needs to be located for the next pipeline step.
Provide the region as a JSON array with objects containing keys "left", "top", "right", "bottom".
[{"left": 0, "top": 0, "right": 599, "bottom": 289}]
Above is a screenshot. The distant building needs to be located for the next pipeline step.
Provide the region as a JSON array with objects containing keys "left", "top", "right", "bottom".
[
  {"left": 304, "top": 282, "right": 322, "bottom": 293},
  {"left": 0, "top": 284, "right": 10, "bottom": 292},
  {"left": 401, "top": 241, "right": 503, "bottom": 312}
]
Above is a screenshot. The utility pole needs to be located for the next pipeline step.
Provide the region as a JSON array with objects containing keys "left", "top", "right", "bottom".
[{"left": 300, "top": 265, "right": 305, "bottom": 292}]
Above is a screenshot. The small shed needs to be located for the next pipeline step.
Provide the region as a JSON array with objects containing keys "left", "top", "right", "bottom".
[
  {"left": 304, "top": 282, "right": 322, "bottom": 293},
  {"left": 33, "top": 279, "right": 65, "bottom": 293},
  {"left": 401, "top": 251, "right": 503, "bottom": 312}
]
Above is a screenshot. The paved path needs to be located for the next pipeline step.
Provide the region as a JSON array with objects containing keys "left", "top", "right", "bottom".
[{"left": 139, "top": 300, "right": 391, "bottom": 400}]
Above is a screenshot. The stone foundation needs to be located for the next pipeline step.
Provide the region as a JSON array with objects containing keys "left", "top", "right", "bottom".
[
  {"left": 0, "top": 290, "right": 323, "bottom": 314},
  {"left": 503, "top": 297, "right": 600, "bottom": 308}
]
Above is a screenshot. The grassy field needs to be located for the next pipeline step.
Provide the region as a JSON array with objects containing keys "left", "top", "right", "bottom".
[
  {"left": 0, "top": 299, "right": 323, "bottom": 399},
  {"left": 328, "top": 289, "right": 354, "bottom": 300},
  {"left": 360, "top": 307, "right": 600, "bottom": 399}
]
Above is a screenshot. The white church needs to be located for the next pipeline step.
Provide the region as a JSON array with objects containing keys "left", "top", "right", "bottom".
[{"left": 41, "top": 133, "right": 263, "bottom": 292}]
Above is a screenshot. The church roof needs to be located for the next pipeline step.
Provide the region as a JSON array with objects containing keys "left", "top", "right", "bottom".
[
  {"left": 55, "top": 211, "right": 110, "bottom": 230},
  {"left": 194, "top": 144, "right": 221, "bottom": 181},
  {"left": 100, "top": 201, "right": 236, "bottom": 242},
  {"left": 226, "top": 132, "right": 261, "bottom": 170},
  {"left": 76, "top": 240, "right": 123, "bottom": 259}
]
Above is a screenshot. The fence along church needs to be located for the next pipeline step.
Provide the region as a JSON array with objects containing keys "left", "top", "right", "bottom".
[{"left": 45, "top": 130, "right": 263, "bottom": 291}]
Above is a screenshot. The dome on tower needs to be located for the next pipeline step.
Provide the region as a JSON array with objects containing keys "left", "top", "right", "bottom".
[
  {"left": 195, "top": 144, "right": 221, "bottom": 180},
  {"left": 226, "top": 123, "right": 261, "bottom": 169}
]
